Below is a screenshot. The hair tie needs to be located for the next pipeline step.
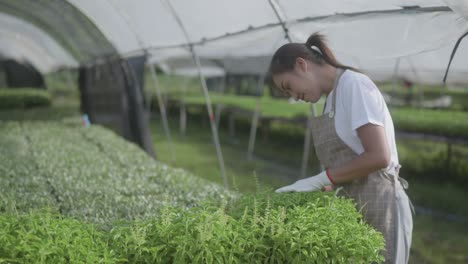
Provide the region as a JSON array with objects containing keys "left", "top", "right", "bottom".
[{"left": 310, "top": 45, "right": 322, "bottom": 55}]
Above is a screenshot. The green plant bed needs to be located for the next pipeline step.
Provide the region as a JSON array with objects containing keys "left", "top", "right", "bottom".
[
  {"left": 158, "top": 93, "right": 321, "bottom": 119},
  {"left": 149, "top": 111, "right": 467, "bottom": 263},
  {"left": 161, "top": 94, "right": 468, "bottom": 140},
  {"left": 0, "top": 104, "right": 80, "bottom": 122},
  {"left": 390, "top": 108, "right": 468, "bottom": 139},
  {"left": 0, "top": 88, "right": 51, "bottom": 109},
  {"left": 0, "top": 191, "right": 384, "bottom": 264},
  {"left": 44, "top": 70, "right": 79, "bottom": 98},
  {"left": 0, "top": 121, "right": 233, "bottom": 223},
  {"left": 379, "top": 84, "right": 468, "bottom": 111},
  {"left": 0, "top": 209, "right": 117, "bottom": 263},
  {"left": 109, "top": 190, "right": 384, "bottom": 263},
  {"left": 155, "top": 106, "right": 322, "bottom": 188},
  {"left": 405, "top": 182, "right": 468, "bottom": 218},
  {"left": 0, "top": 120, "right": 385, "bottom": 263},
  {"left": 397, "top": 139, "right": 468, "bottom": 187},
  {"left": 162, "top": 105, "right": 468, "bottom": 187}
]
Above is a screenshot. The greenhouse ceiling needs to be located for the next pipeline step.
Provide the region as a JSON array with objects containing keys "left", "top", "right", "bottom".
[{"left": 0, "top": 0, "right": 467, "bottom": 84}]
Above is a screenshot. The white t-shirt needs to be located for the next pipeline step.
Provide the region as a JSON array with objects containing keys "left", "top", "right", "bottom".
[{"left": 322, "top": 70, "right": 400, "bottom": 175}]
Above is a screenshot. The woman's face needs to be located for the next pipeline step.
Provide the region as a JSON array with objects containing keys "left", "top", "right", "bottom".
[{"left": 272, "top": 58, "right": 322, "bottom": 103}]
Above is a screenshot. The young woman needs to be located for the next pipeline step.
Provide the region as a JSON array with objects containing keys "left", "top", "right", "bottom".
[{"left": 271, "top": 33, "right": 414, "bottom": 264}]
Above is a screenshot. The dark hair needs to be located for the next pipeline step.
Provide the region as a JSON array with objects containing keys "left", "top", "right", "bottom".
[{"left": 268, "top": 32, "right": 358, "bottom": 78}]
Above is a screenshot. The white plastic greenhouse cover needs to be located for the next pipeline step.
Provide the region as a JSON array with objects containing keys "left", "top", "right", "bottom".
[
  {"left": 63, "top": 0, "right": 468, "bottom": 84},
  {"left": 2, "top": 0, "right": 468, "bottom": 83},
  {"left": 158, "top": 57, "right": 225, "bottom": 77},
  {"left": 0, "top": 12, "right": 78, "bottom": 72}
]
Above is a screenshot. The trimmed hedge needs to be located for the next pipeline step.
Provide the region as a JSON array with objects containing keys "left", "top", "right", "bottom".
[{"left": 0, "top": 88, "right": 51, "bottom": 109}]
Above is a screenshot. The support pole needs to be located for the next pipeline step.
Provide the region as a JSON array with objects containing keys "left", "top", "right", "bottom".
[
  {"left": 65, "top": 69, "right": 76, "bottom": 90},
  {"left": 149, "top": 64, "right": 176, "bottom": 162},
  {"left": 179, "top": 78, "right": 189, "bottom": 137},
  {"left": 180, "top": 101, "right": 187, "bottom": 137},
  {"left": 190, "top": 50, "right": 228, "bottom": 189},
  {"left": 215, "top": 76, "right": 226, "bottom": 131},
  {"left": 228, "top": 113, "right": 236, "bottom": 138},
  {"left": 391, "top": 58, "right": 401, "bottom": 96},
  {"left": 268, "top": 0, "right": 321, "bottom": 175},
  {"left": 446, "top": 141, "right": 452, "bottom": 179},
  {"left": 163, "top": 0, "right": 228, "bottom": 189},
  {"left": 247, "top": 75, "right": 266, "bottom": 160},
  {"left": 300, "top": 105, "right": 314, "bottom": 177}
]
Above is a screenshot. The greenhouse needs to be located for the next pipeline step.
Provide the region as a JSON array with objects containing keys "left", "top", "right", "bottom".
[{"left": 1, "top": 0, "right": 467, "bottom": 263}]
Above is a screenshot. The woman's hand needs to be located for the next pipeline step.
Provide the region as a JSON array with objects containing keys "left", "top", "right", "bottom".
[{"left": 275, "top": 171, "right": 332, "bottom": 193}]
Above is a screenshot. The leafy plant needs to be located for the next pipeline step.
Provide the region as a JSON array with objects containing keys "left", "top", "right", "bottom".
[
  {"left": 107, "top": 190, "right": 384, "bottom": 263},
  {"left": 0, "top": 208, "right": 119, "bottom": 264},
  {"left": 0, "top": 121, "right": 385, "bottom": 263}
]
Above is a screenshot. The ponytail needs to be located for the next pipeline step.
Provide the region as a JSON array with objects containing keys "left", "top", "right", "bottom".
[
  {"left": 269, "top": 32, "right": 358, "bottom": 77},
  {"left": 305, "top": 33, "right": 358, "bottom": 71}
]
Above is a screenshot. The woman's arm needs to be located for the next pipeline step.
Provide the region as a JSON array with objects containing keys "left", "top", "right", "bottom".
[
  {"left": 275, "top": 123, "right": 389, "bottom": 193},
  {"left": 328, "top": 123, "right": 390, "bottom": 184}
]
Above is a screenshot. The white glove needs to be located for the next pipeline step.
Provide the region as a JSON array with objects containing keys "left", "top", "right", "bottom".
[{"left": 275, "top": 171, "right": 332, "bottom": 193}]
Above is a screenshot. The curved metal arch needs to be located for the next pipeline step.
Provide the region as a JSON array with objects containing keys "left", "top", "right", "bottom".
[
  {"left": 0, "top": 0, "right": 117, "bottom": 64},
  {"left": 0, "top": 12, "right": 78, "bottom": 73}
]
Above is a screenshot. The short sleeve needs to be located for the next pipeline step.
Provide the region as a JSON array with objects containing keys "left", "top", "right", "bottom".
[{"left": 341, "top": 74, "right": 386, "bottom": 131}]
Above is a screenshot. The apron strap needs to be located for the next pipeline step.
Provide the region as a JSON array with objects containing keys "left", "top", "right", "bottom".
[
  {"left": 331, "top": 68, "right": 345, "bottom": 114},
  {"left": 392, "top": 172, "right": 416, "bottom": 216},
  {"left": 397, "top": 176, "right": 416, "bottom": 215},
  {"left": 382, "top": 170, "right": 416, "bottom": 215},
  {"left": 323, "top": 68, "right": 345, "bottom": 116}
]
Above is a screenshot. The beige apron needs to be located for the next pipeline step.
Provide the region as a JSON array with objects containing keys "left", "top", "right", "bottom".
[{"left": 310, "top": 69, "right": 413, "bottom": 263}]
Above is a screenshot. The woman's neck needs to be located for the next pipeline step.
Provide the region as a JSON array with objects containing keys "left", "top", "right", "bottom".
[{"left": 321, "top": 65, "right": 338, "bottom": 95}]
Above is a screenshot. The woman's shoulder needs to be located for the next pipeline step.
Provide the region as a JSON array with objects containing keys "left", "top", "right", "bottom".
[
  {"left": 337, "top": 70, "right": 387, "bottom": 117},
  {"left": 341, "top": 69, "right": 378, "bottom": 92},
  {"left": 342, "top": 69, "right": 373, "bottom": 84}
]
